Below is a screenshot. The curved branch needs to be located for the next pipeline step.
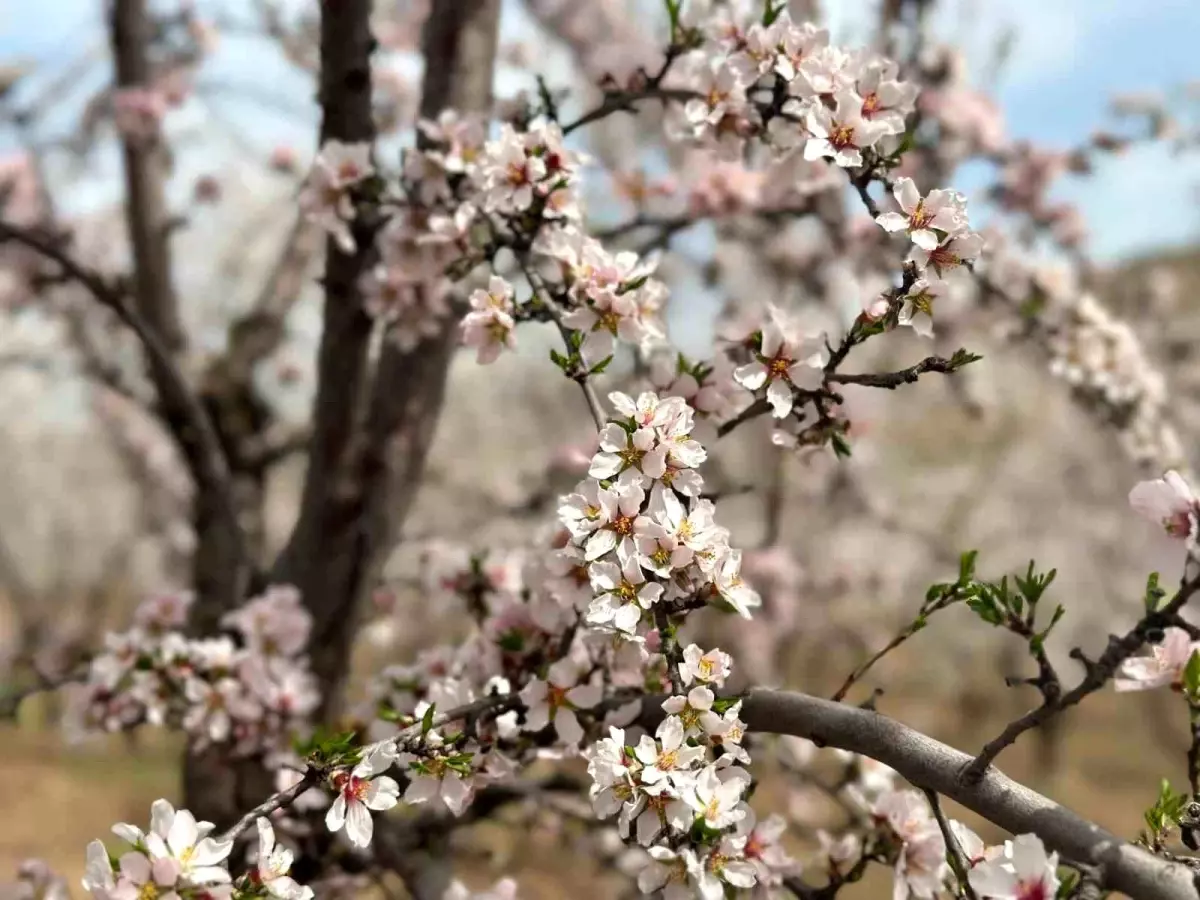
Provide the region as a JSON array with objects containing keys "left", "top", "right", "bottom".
[
  {"left": 0, "top": 220, "right": 247, "bottom": 619},
  {"left": 725, "top": 689, "right": 1198, "bottom": 900}
]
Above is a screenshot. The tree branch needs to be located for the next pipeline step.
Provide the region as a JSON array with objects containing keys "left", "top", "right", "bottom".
[
  {"left": 273, "top": 0, "right": 502, "bottom": 723},
  {"left": 109, "top": 0, "right": 185, "bottom": 354},
  {"left": 965, "top": 572, "right": 1200, "bottom": 780},
  {"left": 711, "top": 689, "right": 1200, "bottom": 900},
  {"left": 0, "top": 220, "right": 247, "bottom": 621}
]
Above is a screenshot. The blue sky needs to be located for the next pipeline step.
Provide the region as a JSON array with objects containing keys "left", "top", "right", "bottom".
[{"left": 0, "top": 0, "right": 1196, "bottom": 262}]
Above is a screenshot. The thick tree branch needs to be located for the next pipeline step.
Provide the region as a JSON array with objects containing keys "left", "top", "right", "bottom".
[
  {"left": 719, "top": 690, "right": 1199, "bottom": 900},
  {"left": 0, "top": 221, "right": 246, "bottom": 622},
  {"left": 109, "top": 0, "right": 185, "bottom": 354},
  {"left": 273, "top": 0, "right": 502, "bottom": 724}
]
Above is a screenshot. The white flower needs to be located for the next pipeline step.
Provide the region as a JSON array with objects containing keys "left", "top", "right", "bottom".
[
  {"left": 254, "top": 819, "right": 313, "bottom": 900},
  {"left": 688, "top": 835, "right": 758, "bottom": 899},
  {"left": 1129, "top": 470, "right": 1199, "bottom": 542},
  {"left": 637, "top": 846, "right": 692, "bottom": 899},
  {"left": 480, "top": 124, "right": 546, "bottom": 213},
  {"left": 803, "top": 91, "right": 888, "bottom": 168},
  {"left": 581, "top": 481, "right": 646, "bottom": 562},
  {"left": 733, "top": 306, "right": 828, "bottom": 418},
  {"left": 855, "top": 55, "right": 919, "bottom": 134},
  {"left": 876, "top": 178, "right": 969, "bottom": 250},
  {"left": 403, "top": 757, "right": 474, "bottom": 817},
  {"left": 1114, "top": 627, "right": 1200, "bottom": 692},
  {"left": 968, "top": 834, "right": 1060, "bottom": 900},
  {"left": 635, "top": 716, "right": 706, "bottom": 786},
  {"left": 561, "top": 287, "right": 643, "bottom": 363},
  {"left": 589, "top": 422, "right": 668, "bottom": 486},
  {"left": 82, "top": 841, "right": 116, "bottom": 898},
  {"left": 911, "top": 231, "right": 985, "bottom": 277},
  {"left": 149, "top": 807, "right": 232, "bottom": 887},
  {"left": 898, "top": 276, "right": 950, "bottom": 338},
  {"left": 738, "top": 811, "right": 797, "bottom": 886},
  {"left": 661, "top": 685, "right": 715, "bottom": 735},
  {"left": 714, "top": 549, "right": 761, "bottom": 618},
  {"left": 685, "top": 766, "right": 748, "bottom": 830},
  {"left": 111, "top": 851, "right": 182, "bottom": 900},
  {"left": 519, "top": 657, "right": 603, "bottom": 744},
  {"left": 298, "top": 141, "right": 373, "bottom": 253},
  {"left": 680, "top": 644, "right": 732, "bottom": 688},
  {"left": 586, "top": 555, "right": 663, "bottom": 634},
  {"left": 325, "top": 745, "right": 402, "bottom": 847}
]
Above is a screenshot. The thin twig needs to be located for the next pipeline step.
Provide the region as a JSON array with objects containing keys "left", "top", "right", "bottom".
[
  {"left": 923, "top": 788, "right": 980, "bottom": 900},
  {"left": 219, "top": 769, "right": 320, "bottom": 843}
]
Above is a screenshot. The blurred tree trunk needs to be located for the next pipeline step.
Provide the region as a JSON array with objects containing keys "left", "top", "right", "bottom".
[{"left": 182, "top": 0, "right": 501, "bottom": 829}]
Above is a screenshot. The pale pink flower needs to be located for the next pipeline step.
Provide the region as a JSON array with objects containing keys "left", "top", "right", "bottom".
[
  {"left": 679, "top": 644, "right": 732, "bottom": 688},
  {"left": 325, "top": 744, "right": 401, "bottom": 847},
  {"left": 519, "top": 657, "right": 603, "bottom": 744},
  {"left": 876, "top": 178, "right": 969, "bottom": 250},
  {"left": 1129, "top": 471, "right": 1199, "bottom": 542},
  {"left": 911, "top": 231, "right": 985, "bottom": 277},
  {"left": 968, "top": 834, "right": 1060, "bottom": 900},
  {"left": 1114, "top": 627, "right": 1200, "bottom": 692},
  {"left": 898, "top": 276, "right": 950, "bottom": 338},
  {"left": 803, "top": 91, "right": 889, "bottom": 168}
]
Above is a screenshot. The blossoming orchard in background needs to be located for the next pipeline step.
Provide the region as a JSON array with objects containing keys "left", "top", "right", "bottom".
[{"left": 2, "top": 0, "right": 1200, "bottom": 899}]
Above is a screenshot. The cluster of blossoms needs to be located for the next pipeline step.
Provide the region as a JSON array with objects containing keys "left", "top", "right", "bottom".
[
  {"left": 81, "top": 800, "right": 312, "bottom": 900},
  {"left": 66, "top": 586, "right": 318, "bottom": 753},
  {"left": 777, "top": 738, "right": 1063, "bottom": 900},
  {"left": 302, "top": 111, "right": 668, "bottom": 361},
  {"left": 664, "top": 5, "right": 917, "bottom": 169},
  {"left": 869, "top": 177, "right": 984, "bottom": 337},
  {"left": 297, "top": 140, "right": 374, "bottom": 254},
  {"left": 1044, "top": 289, "right": 1187, "bottom": 470}
]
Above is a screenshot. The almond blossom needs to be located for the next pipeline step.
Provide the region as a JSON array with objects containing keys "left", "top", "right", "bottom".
[
  {"left": 1129, "top": 470, "right": 1199, "bottom": 542},
  {"left": 519, "top": 657, "right": 602, "bottom": 744},
  {"left": 803, "top": 91, "right": 889, "bottom": 168},
  {"left": 679, "top": 644, "right": 732, "bottom": 688},
  {"left": 298, "top": 140, "right": 373, "bottom": 253},
  {"left": 1114, "top": 626, "right": 1200, "bottom": 692},
  {"left": 875, "top": 178, "right": 969, "bottom": 250},
  {"left": 635, "top": 716, "right": 707, "bottom": 787},
  {"left": 253, "top": 819, "right": 313, "bottom": 900},
  {"left": 684, "top": 766, "right": 748, "bottom": 830},
  {"left": 461, "top": 276, "right": 517, "bottom": 364},
  {"left": 968, "top": 834, "right": 1060, "bottom": 900},
  {"left": 911, "top": 231, "right": 985, "bottom": 277},
  {"left": 898, "top": 276, "right": 951, "bottom": 338},
  {"left": 326, "top": 743, "right": 402, "bottom": 847},
  {"left": 733, "top": 307, "right": 829, "bottom": 418}
]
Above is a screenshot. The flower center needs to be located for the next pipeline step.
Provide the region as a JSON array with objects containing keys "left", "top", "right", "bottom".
[
  {"left": 506, "top": 162, "right": 530, "bottom": 186},
  {"left": 909, "top": 200, "right": 932, "bottom": 230},
  {"left": 928, "top": 245, "right": 961, "bottom": 269},
  {"left": 768, "top": 355, "right": 793, "bottom": 379},
  {"left": 658, "top": 749, "right": 679, "bottom": 769},
  {"left": 610, "top": 515, "right": 634, "bottom": 536},
  {"left": 829, "top": 123, "right": 856, "bottom": 149},
  {"left": 908, "top": 289, "right": 935, "bottom": 316},
  {"left": 861, "top": 92, "right": 881, "bottom": 116},
  {"left": 1016, "top": 882, "right": 1049, "bottom": 900}
]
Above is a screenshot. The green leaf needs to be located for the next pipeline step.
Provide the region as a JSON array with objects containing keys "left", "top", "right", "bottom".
[
  {"left": 421, "top": 703, "right": 437, "bottom": 736},
  {"left": 948, "top": 348, "right": 983, "bottom": 369},
  {"left": 589, "top": 354, "right": 614, "bottom": 375},
  {"left": 831, "top": 432, "right": 852, "bottom": 458},
  {"left": 958, "top": 550, "right": 978, "bottom": 584},
  {"left": 1184, "top": 651, "right": 1200, "bottom": 701},
  {"left": 761, "top": 0, "right": 787, "bottom": 25},
  {"left": 1145, "top": 572, "right": 1166, "bottom": 613}
]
